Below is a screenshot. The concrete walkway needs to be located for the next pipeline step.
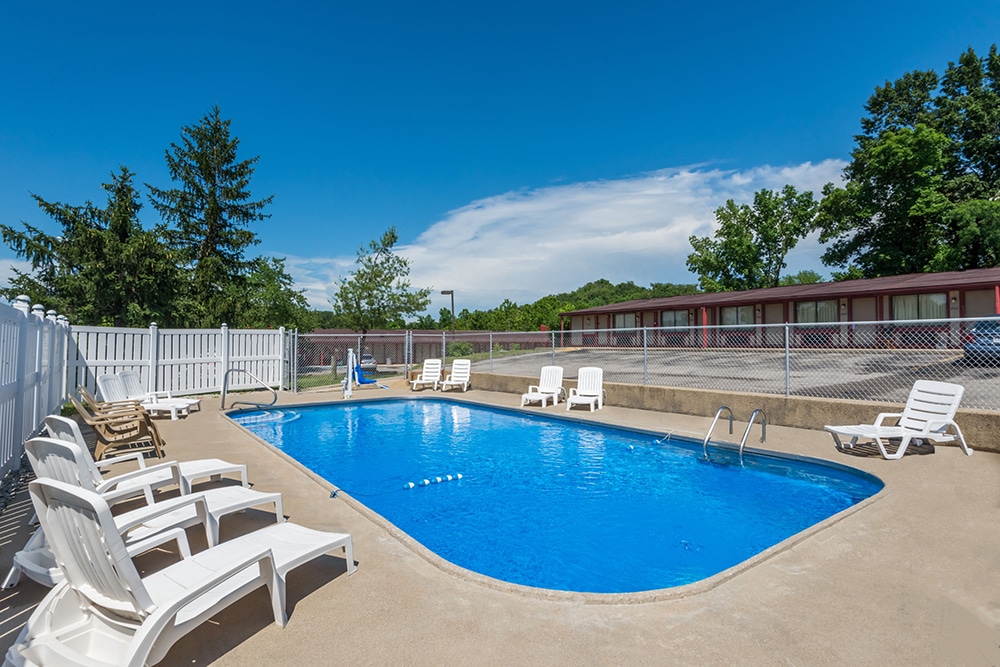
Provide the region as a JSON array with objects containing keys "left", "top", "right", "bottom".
[{"left": 2, "top": 383, "right": 999, "bottom": 665}]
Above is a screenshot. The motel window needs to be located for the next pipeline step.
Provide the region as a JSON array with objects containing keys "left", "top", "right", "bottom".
[
  {"left": 612, "top": 313, "right": 636, "bottom": 328},
  {"left": 795, "top": 300, "right": 838, "bottom": 323},
  {"left": 892, "top": 293, "right": 947, "bottom": 320},
  {"left": 720, "top": 305, "right": 755, "bottom": 326},
  {"left": 659, "top": 310, "right": 688, "bottom": 327}
]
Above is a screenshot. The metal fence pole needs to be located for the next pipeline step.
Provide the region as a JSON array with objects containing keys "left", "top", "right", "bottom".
[
  {"left": 489, "top": 333, "right": 494, "bottom": 372},
  {"left": 441, "top": 331, "right": 446, "bottom": 361},
  {"left": 643, "top": 327, "right": 648, "bottom": 385},
  {"left": 784, "top": 323, "right": 791, "bottom": 397},
  {"left": 551, "top": 331, "right": 556, "bottom": 365}
]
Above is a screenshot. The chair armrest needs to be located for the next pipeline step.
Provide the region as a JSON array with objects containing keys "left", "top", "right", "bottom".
[
  {"left": 125, "top": 526, "right": 192, "bottom": 559},
  {"left": 527, "top": 385, "right": 540, "bottom": 393},
  {"left": 874, "top": 412, "right": 902, "bottom": 427},
  {"left": 568, "top": 388, "right": 579, "bottom": 398},
  {"left": 96, "top": 451, "right": 148, "bottom": 470},
  {"left": 97, "top": 461, "right": 183, "bottom": 499},
  {"left": 114, "top": 492, "right": 210, "bottom": 534}
]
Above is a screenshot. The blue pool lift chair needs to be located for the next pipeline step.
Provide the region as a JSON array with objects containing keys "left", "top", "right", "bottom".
[{"left": 354, "top": 365, "right": 388, "bottom": 389}]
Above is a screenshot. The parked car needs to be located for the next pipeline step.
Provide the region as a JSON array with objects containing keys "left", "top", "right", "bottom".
[
  {"left": 962, "top": 319, "right": 1000, "bottom": 363},
  {"left": 336, "top": 354, "right": 378, "bottom": 372}
]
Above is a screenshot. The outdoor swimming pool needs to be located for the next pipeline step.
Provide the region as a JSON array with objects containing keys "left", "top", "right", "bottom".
[{"left": 231, "top": 399, "right": 882, "bottom": 594}]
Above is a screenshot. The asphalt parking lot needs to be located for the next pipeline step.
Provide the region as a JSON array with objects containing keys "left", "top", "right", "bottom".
[{"left": 476, "top": 347, "right": 1000, "bottom": 411}]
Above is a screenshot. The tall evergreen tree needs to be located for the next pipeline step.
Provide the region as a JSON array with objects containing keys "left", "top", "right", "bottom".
[
  {"left": 147, "top": 106, "right": 274, "bottom": 326},
  {"left": 0, "top": 167, "right": 180, "bottom": 326}
]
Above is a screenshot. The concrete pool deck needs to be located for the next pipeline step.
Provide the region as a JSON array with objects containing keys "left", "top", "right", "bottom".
[{"left": 2, "top": 382, "right": 999, "bottom": 665}]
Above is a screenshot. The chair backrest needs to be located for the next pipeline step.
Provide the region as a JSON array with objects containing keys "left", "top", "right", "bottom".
[
  {"left": 43, "top": 416, "right": 104, "bottom": 487},
  {"left": 29, "top": 478, "right": 153, "bottom": 621},
  {"left": 900, "top": 380, "right": 965, "bottom": 432},
  {"left": 449, "top": 359, "right": 471, "bottom": 380},
  {"left": 538, "top": 366, "right": 563, "bottom": 392},
  {"left": 25, "top": 436, "right": 104, "bottom": 492},
  {"left": 576, "top": 367, "right": 603, "bottom": 396},
  {"left": 421, "top": 358, "right": 442, "bottom": 380},
  {"left": 118, "top": 370, "right": 146, "bottom": 401},
  {"left": 354, "top": 365, "right": 375, "bottom": 384},
  {"left": 97, "top": 373, "right": 130, "bottom": 403}
]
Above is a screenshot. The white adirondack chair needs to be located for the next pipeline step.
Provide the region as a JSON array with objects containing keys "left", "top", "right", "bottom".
[
  {"left": 5, "top": 478, "right": 354, "bottom": 667},
  {"left": 521, "top": 366, "right": 565, "bottom": 407},
  {"left": 440, "top": 359, "right": 472, "bottom": 392},
  {"left": 3, "top": 437, "right": 282, "bottom": 590},
  {"left": 825, "top": 380, "right": 972, "bottom": 459},
  {"left": 566, "top": 367, "right": 605, "bottom": 412},
  {"left": 410, "top": 358, "right": 442, "bottom": 391}
]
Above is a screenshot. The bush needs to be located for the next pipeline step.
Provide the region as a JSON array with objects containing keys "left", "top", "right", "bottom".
[{"left": 446, "top": 340, "right": 474, "bottom": 357}]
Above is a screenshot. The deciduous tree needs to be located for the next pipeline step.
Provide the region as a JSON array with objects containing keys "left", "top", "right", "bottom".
[{"left": 686, "top": 185, "right": 818, "bottom": 292}]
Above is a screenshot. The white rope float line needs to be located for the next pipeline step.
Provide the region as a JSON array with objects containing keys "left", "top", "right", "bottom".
[{"left": 403, "top": 473, "right": 463, "bottom": 489}]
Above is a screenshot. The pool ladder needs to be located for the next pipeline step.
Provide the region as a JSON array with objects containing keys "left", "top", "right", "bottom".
[{"left": 702, "top": 406, "right": 767, "bottom": 466}]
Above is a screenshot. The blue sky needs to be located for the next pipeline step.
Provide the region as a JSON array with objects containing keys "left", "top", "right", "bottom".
[{"left": 1, "top": 1, "right": 998, "bottom": 315}]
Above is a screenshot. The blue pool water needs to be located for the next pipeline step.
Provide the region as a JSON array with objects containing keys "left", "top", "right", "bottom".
[{"left": 232, "top": 399, "right": 881, "bottom": 593}]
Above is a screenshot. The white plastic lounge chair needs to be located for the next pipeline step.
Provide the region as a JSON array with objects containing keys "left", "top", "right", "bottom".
[
  {"left": 98, "top": 373, "right": 190, "bottom": 420},
  {"left": 566, "top": 367, "right": 605, "bottom": 412},
  {"left": 2, "top": 437, "right": 282, "bottom": 590},
  {"left": 521, "top": 366, "right": 565, "bottom": 407},
  {"left": 410, "top": 358, "right": 442, "bottom": 391},
  {"left": 440, "top": 359, "right": 472, "bottom": 392},
  {"left": 119, "top": 368, "right": 202, "bottom": 414},
  {"left": 824, "top": 380, "right": 972, "bottom": 459},
  {"left": 5, "top": 478, "right": 354, "bottom": 667},
  {"left": 44, "top": 415, "right": 248, "bottom": 505}
]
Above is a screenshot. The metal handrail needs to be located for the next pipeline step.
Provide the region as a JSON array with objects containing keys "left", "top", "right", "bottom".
[
  {"left": 737, "top": 409, "right": 767, "bottom": 466},
  {"left": 220, "top": 368, "right": 279, "bottom": 410},
  {"left": 702, "top": 405, "right": 734, "bottom": 460}
]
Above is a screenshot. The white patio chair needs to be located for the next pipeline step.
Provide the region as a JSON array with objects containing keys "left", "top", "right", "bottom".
[
  {"left": 410, "top": 358, "right": 442, "bottom": 391},
  {"left": 5, "top": 478, "right": 354, "bottom": 667},
  {"left": 98, "top": 373, "right": 190, "bottom": 420},
  {"left": 825, "top": 380, "right": 972, "bottom": 459},
  {"left": 119, "top": 369, "right": 202, "bottom": 414},
  {"left": 566, "top": 367, "right": 605, "bottom": 412},
  {"left": 44, "top": 415, "right": 248, "bottom": 505},
  {"left": 521, "top": 366, "right": 565, "bottom": 407},
  {"left": 440, "top": 359, "right": 472, "bottom": 392},
  {"left": 3, "top": 437, "right": 282, "bottom": 590}
]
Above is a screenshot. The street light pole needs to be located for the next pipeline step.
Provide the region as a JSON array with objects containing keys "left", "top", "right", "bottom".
[{"left": 440, "top": 290, "right": 455, "bottom": 335}]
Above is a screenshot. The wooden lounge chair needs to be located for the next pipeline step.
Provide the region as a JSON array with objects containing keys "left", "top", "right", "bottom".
[
  {"left": 825, "top": 380, "right": 972, "bottom": 459},
  {"left": 69, "top": 394, "right": 166, "bottom": 460},
  {"left": 521, "top": 366, "right": 565, "bottom": 407}
]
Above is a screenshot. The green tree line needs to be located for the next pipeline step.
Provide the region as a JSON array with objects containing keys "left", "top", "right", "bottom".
[{"left": 1, "top": 107, "right": 313, "bottom": 330}]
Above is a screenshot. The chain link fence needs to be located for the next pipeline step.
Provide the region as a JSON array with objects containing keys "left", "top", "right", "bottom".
[{"left": 292, "top": 317, "right": 1000, "bottom": 410}]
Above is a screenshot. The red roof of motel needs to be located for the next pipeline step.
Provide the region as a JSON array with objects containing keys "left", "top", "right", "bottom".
[{"left": 559, "top": 267, "right": 1000, "bottom": 316}]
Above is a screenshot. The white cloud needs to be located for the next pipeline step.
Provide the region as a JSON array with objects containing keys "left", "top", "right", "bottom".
[{"left": 286, "top": 160, "right": 847, "bottom": 312}]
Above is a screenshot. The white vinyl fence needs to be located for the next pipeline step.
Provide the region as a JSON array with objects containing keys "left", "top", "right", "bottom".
[
  {"left": 68, "top": 323, "right": 290, "bottom": 398},
  {"left": 0, "top": 297, "right": 70, "bottom": 484}
]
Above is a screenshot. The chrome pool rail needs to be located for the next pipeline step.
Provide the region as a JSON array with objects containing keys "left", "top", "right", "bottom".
[
  {"left": 737, "top": 409, "right": 767, "bottom": 467},
  {"left": 702, "top": 406, "right": 734, "bottom": 460}
]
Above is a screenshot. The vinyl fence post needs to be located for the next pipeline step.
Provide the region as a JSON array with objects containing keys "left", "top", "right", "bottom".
[
  {"left": 220, "top": 323, "right": 230, "bottom": 394},
  {"left": 278, "top": 326, "right": 286, "bottom": 391},
  {"left": 784, "top": 323, "right": 791, "bottom": 397},
  {"left": 11, "top": 296, "right": 30, "bottom": 472},
  {"left": 148, "top": 322, "right": 159, "bottom": 395}
]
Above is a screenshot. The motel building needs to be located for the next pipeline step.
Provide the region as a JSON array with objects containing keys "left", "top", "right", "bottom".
[{"left": 559, "top": 267, "right": 1000, "bottom": 350}]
